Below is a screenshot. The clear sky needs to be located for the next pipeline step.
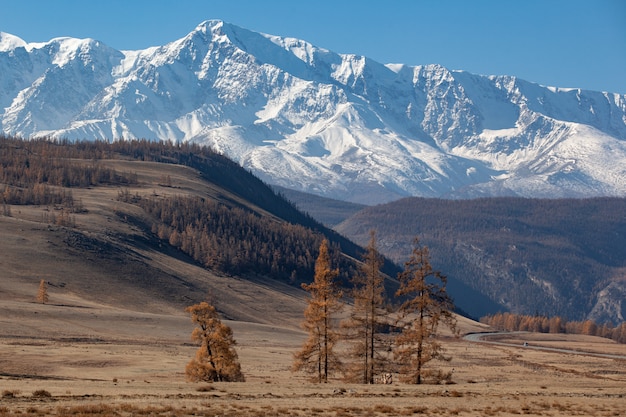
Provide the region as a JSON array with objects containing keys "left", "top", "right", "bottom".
[{"left": 1, "top": 0, "right": 624, "bottom": 94}]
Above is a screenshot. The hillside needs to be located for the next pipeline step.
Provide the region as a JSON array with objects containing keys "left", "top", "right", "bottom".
[
  {"left": 335, "top": 197, "right": 626, "bottom": 323},
  {"left": 1, "top": 20, "right": 626, "bottom": 203},
  {"left": 1, "top": 141, "right": 301, "bottom": 325},
  {"left": 0, "top": 136, "right": 399, "bottom": 325}
]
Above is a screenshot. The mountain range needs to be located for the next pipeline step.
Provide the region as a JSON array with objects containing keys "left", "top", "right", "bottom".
[{"left": 2, "top": 20, "right": 626, "bottom": 204}]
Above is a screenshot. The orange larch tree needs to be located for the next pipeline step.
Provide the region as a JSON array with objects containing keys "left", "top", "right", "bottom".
[
  {"left": 37, "top": 279, "right": 49, "bottom": 304},
  {"left": 185, "top": 301, "right": 244, "bottom": 382},
  {"left": 342, "top": 230, "right": 390, "bottom": 384},
  {"left": 394, "top": 237, "right": 458, "bottom": 384},
  {"left": 292, "top": 239, "right": 343, "bottom": 382}
]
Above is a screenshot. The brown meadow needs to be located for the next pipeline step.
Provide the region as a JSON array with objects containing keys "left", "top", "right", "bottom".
[
  {"left": 0, "top": 300, "right": 624, "bottom": 417},
  {"left": 1, "top": 149, "right": 624, "bottom": 416}
]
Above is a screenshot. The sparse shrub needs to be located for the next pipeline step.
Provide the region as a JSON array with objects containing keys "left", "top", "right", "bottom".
[
  {"left": 58, "top": 404, "right": 116, "bottom": 415},
  {"left": 402, "top": 406, "right": 428, "bottom": 415},
  {"left": 483, "top": 406, "right": 497, "bottom": 416},
  {"left": 31, "top": 389, "right": 51, "bottom": 398},
  {"left": 1, "top": 390, "right": 17, "bottom": 399},
  {"left": 373, "top": 404, "right": 396, "bottom": 414},
  {"left": 196, "top": 385, "right": 215, "bottom": 392}
]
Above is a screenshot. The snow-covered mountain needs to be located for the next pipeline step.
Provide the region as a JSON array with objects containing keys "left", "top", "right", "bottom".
[{"left": 2, "top": 21, "right": 626, "bottom": 204}]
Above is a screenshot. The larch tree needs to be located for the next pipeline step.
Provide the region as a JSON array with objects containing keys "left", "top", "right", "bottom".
[
  {"left": 394, "top": 237, "right": 458, "bottom": 384},
  {"left": 185, "top": 301, "right": 244, "bottom": 382},
  {"left": 36, "top": 279, "right": 49, "bottom": 304},
  {"left": 292, "top": 239, "right": 343, "bottom": 382},
  {"left": 342, "top": 230, "right": 389, "bottom": 384}
]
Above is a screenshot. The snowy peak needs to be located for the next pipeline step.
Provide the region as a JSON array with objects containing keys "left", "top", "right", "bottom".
[
  {"left": 0, "top": 32, "right": 27, "bottom": 51},
  {"left": 1, "top": 21, "right": 626, "bottom": 203}
]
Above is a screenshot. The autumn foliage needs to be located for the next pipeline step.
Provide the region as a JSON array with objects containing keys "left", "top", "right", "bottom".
[
  {"left": 185, "top": 302, "right": 244, "bottom": 382},
  {"left": 341, "top": 230, "right": 390, "bottom": 384},
  {"left": 394, "top": 238, "right": 458, "bottom": 384},
  {"left": 481, "top": 312, "right": 626, "bottom": 344},
  {"left": 292, "top": 240, "right": 343, "bottom": 382},
  {"left": 36, "top": 279, "right": 49, "bottom": 304}
]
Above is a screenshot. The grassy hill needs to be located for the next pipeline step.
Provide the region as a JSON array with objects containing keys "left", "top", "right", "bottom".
[{"left": 0, "top": 136, "right": 391, "bottom": 325}]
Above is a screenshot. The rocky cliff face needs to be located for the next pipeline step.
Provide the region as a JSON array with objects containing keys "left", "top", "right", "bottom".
[{"left": 589, "top": 281, "right": 626, "bottom": 325}]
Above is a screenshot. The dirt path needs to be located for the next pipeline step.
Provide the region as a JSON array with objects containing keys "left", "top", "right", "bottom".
[{"left": 464, "top": 331, "right": 626, "bottom": 359}]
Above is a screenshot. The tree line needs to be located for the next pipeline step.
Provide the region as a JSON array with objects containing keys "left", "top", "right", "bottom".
[
  {"left": 293, "top": 234, "right": 458, "bottom": 384},
  {"left": 0, "top": 135, "right": 137, "bottom": 207},
  {"left": 185, "top": 233, "right": 458, "bottom": 385},
  {"left": 1, "top": 135, "right": 375, "bottom": 276},
  {"left": 480, "top": 312, "right": 626, "bottom": 344},
  {"left": 119, "top": 191, "right": 338, "bottom": 282}
]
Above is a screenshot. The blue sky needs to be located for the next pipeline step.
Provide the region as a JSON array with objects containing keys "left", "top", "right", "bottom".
[{"left": 1, "top": 0, "right": 624, "bottom": 94}]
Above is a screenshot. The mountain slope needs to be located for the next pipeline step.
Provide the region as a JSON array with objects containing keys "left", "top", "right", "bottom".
[
  {"left": 2, "top": 21, "right": 626, "bottom": 203},
  {"left": 0, "top": 137, "right": 397, "bottom": 326},
  {"left": 335, "top": 197, "right": 626, "bottom": 324}
]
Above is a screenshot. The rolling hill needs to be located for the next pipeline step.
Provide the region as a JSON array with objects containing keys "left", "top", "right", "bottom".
[{"left": 0, "top": 136, "right": 392, "bottom": 327}]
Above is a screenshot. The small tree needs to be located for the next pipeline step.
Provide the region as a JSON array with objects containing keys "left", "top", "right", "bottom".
[
  {"left": 37, "top": 279, "right": 49, "bottom": 304},
  {"left": 292, "top": 239, "right": 343, "bottom": 382},
  {"left": 185, "top": 301, "right": 244, "bottom": 382},
  {"left": 342, "top": 230, "right": 390, "bottom": 383},
  {"left": 394, "top": 237, "right": 457, "bottom": 384}
]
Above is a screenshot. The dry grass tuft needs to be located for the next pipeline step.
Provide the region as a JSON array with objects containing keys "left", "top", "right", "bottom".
[
  {"left": 56, "top": 404, "right": 116, "bottom": 415},
  {"left": 1, "top": 390, "right": 18, "bottom": 399},
  {"left": 401, "top": 406, "right": 429, "bottom": 415},
  {"left": 31, "top": 389, "right": 52, "bottom": 398},
  {"left": 372, "top": 404, "right": 396, "bottom": 414}
]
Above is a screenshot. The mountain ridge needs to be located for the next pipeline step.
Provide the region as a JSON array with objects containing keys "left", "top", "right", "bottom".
[
  {"left": 332, "top": 195, "right": 626, "bottom": 324},
  {"left": 2, "top": 20, "right": 626, "bottom": 203}
]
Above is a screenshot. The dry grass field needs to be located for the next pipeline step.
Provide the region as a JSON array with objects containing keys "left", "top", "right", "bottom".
[
  {"left": 1, "top": 159, "right": 625, "bottom": 416},
  {"left": 1, "top": 306, "right": 624, "bottom": 417}
]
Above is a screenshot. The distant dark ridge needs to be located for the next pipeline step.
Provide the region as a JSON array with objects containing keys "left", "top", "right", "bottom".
[
  {"left": 272, "top": 185, "right": 367, "bottom": 227},
  {"left": 336, "top": 196, "right": 626, "bottom": 323}
]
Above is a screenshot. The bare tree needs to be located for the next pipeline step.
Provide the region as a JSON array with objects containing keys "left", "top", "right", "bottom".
[
  {"left": 36, "top": 279, "right": 49, "bottom": 304},
  {"left": 342, "top": 230, "right": 390, "bottom": 383},
  {"left": 394, "top": 237, "right": 457, "bottom": 384},
  {"left": 185, "top": 301, "right": 244, "bottom": 382},
  {"left": 292, "top": 239, "right": 343, "bottom": 382}
]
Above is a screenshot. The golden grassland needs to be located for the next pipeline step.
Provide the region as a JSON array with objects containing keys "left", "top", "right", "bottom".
[
  {"left": 0, "top": 302, "right": 624, "bottom": 417},
  {"left": 1, "top": 158, "right": 625, "bottom": 416}
]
